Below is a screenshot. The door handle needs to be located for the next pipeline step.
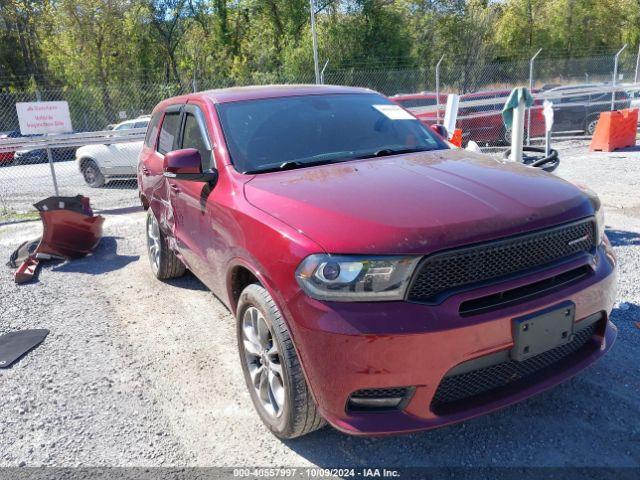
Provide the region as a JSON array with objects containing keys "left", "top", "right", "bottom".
[{"left": 170, "top": 183, "right": 181, "bottom": 194}]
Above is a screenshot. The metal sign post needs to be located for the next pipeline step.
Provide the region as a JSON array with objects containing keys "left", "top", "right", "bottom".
[{"left": 46, "top": 147, "right": 60, "bottom": 195}]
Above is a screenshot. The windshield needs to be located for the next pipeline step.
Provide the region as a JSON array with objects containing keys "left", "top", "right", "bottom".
[{"left": 216, "top": 93, "right": 448, "bottom": 174}]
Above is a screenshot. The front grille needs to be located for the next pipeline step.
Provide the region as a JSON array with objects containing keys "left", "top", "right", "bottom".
[
  {"left": 431, "top": 321, "right": 598, "bottom": 411},
  {"left": 408, "top": 219, "right": 596, "bottom": 302}
]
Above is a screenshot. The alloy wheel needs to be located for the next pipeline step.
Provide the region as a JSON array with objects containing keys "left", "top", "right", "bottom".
[
  {"left": 83, "top": 166, "right": 97, "bottom": 184},
  {"left": 146, "top": 213, "right": 161, "bottom": 272},
  {"left": 241, "top": 306, "right": 286, "bottom": 418}
]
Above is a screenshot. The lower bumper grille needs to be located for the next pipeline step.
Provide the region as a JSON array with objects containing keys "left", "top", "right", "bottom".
[
  {"left": 432, "top": 320, "right": 600, "bottom": 412},
  {"left": 348, "top": 387, "right": 413, "bottom": 412}
]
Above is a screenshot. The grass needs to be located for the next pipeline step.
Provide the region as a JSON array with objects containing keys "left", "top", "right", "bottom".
[{"left": 0, "top": 209, "right": 40, "bottom": 224}]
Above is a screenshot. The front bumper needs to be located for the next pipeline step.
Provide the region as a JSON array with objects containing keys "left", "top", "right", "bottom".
[{"left": 288, "top": 242, "right": 617, "bottom": 435}]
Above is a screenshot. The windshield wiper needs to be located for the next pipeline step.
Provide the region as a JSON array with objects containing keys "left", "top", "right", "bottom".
[
  {"left": 244, "top": 158, "right": 341, "bottom": 174},
  {"left": 355, "top": 147, "right": 434, "bottom": 160}
]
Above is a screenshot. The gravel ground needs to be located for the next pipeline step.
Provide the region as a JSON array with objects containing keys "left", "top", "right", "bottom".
[{"left": 0, "top": 140, "right": 638, "bottom": 469}]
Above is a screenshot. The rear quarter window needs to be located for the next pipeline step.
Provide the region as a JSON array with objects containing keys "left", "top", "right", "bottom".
[{"left": 144, "top": 112, "right": 162, "bottom": 148}]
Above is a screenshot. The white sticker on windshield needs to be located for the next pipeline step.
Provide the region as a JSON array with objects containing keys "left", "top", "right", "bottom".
[{"left": 373, "top": 104, "right": 415, "bottom": 120}]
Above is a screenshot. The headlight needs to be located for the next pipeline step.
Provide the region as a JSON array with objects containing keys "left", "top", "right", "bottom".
[
  {"left": 295, "top": 254, "right": 420, "bottom": 301},
  {"left": 573, "top": 183, "right": 605, "bottom": 244}
]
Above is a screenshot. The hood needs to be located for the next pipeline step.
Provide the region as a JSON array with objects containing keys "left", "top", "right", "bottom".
[
  {"left": 243, "top": 149, "right": 594, "bottom": 254},
  {"left": 15, "top": 147, "right": 42, "bottom": 155}
]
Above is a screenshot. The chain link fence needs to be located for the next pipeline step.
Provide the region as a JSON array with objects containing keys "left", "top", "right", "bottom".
[{"left": 1, "top": 51, "right": 638, "bottom": 223}]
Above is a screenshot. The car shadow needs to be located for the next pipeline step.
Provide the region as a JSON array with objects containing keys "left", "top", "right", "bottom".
[
  {"left": 51, "top": 236, "right": 139, "bottom": 275},
  {"left": 282, "top": 304, "right": 639, "bottom": 468},
  {"left": 606, "top": 228, "right": 640, "bottom": 247},
  {"left": 163, "top": 270, "right": 209, "bottom": 291},
  {"left": 95, "top": 205, "right": 143, "bottom": 216},
  {"left": 611, "top": 145, "right": 640, "bottom": 153}
]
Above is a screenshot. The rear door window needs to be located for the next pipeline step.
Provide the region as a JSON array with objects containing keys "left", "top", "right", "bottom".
[{"left": 157, "top": 112, "right": 181, "bottom": 154}]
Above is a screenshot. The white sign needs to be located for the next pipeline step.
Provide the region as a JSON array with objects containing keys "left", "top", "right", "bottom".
[
  {"left": 443, "top": 94, "right": 460, "bottom": 135},
  {"left": 542, "top": 100, "right": 554, "bottom": 132},
  {"left": 373, "top": 104, "right": 415, "bottom": 120},
  {"left": 16, "top": 101, "right": 73, "bottom": 135},
  {"left": 118, "top": 111, "right": 127, "bottom": 119}
]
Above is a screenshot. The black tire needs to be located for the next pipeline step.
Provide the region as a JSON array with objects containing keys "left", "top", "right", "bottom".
[
  {"left": 502, "top": 127, "right": 512, "bottom": 146},
  {"left": 81, "top": 159, "right": 106, "bottom": 188},
  {"left": 237, "top": 284, "right": 325, "bottom": 439},
  {"left": 145, "top": 210, "right": 186, "bottom": 280},
  {"left": 585, "top": 115, "right": 600, "bottom": 136}
]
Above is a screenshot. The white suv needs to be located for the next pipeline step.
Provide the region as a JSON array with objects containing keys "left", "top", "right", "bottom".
[{"left": 76, "top": 117, "right": 149, "bottom": 187}]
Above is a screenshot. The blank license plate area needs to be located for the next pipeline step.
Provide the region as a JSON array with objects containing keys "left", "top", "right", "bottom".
[{"left": 511, "top": 302, "right": 575, "bottom": 362}]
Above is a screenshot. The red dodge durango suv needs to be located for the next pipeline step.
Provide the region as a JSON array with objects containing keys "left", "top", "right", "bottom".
[{"left": 138, "top": 85, "right": 617, "bottom": 439}]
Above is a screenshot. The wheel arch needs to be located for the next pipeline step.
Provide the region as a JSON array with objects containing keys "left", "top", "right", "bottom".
[
  {"left": 225, "top": 257, "right": 293, "bottom": 328},
  {"left": 227, "top": 260, "right": 267, "bottom": 314},
  {"left": 226, "top": 257, "right": 324, "bottom": 414}
]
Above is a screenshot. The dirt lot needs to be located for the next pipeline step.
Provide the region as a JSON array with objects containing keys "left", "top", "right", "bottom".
[{"left": 0, "top": 141, "right": 639, "bottom": 469}]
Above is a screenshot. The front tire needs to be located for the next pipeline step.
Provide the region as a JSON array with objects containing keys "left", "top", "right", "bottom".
[
  {"left": 237, "top": 284, "right": 325, "bottom": 439},
  {"left": 145, "top": 210, "right": 186, "bottom": 280},
  {"left": 81, "top": 159, "right": 106, "bottom": 188},
  {"left": 586, "top": 116, "right": 599, "bottom": 136}
]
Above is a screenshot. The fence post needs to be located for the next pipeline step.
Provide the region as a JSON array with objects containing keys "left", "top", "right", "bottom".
[
  {"left": 634, "top": 43, "right": 640, "bottom": 83},
  {"left": 611, "top": 44, "right": 627, "bottom": 111},
  {"left": 527, "top": 48, "right": 542, "bottom": 145},
  {"left": 435, "top": 55, "right": 445, "bottom": 124},
  {"left": 309, "top": 0, "right": 320, "bottom": 84}
]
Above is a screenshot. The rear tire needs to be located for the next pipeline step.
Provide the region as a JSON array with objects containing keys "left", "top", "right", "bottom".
[
  {"left": 502, "top": 127, "right": 512, "bottom": 146},
  {"left": 81, "top": 159, "right": 106, "bottom": 188},
  {"left": 145, "top": 210, "right": 186, "bottom": 280},
  {"left": 237, "top": 284, "right": 325, "bottom": 439}
]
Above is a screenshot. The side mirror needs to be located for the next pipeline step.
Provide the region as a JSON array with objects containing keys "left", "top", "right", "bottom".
[
  {"left": 430, "top": 124, "right": 449, "bottom": 139},
  {"left": 163, "top": 148, "right": 218, "bottom": 183}
]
